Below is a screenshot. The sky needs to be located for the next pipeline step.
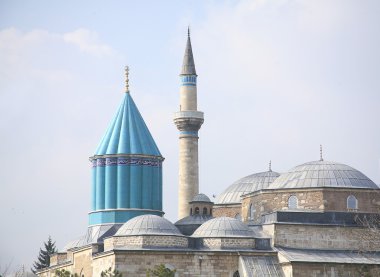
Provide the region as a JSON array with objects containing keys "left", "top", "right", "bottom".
[{"left": 1, "top": 0, "right": 380, "bottom": 272}]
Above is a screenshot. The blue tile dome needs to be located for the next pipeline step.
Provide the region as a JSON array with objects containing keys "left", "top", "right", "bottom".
[{"left": 269, "top": 160, "right": 378, "bottom": 190}]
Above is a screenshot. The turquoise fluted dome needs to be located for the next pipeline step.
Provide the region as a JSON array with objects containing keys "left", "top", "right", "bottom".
[
  {"left": 95, "top": 93, "right": 161, "bottom": 156},
  {"left": 89, "top": 92, "right": 164, "bottom": 227}
]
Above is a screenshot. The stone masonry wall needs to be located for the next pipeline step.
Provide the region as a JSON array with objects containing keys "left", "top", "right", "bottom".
[
  {"left": 104, "top": 235, "right": 188, "bottom": 251},
  {"left": 273, "top": 224, "right": 380, "bottom": 251},
  {"left": 107, "top": 251, "right": 241, "bottom": 277},
  {"left": 50, "top": 253, "right": 68, "bottom": 266},
  {"left": 142, "top": 235, "right": 188, "bottom": 248},
  {"left": 242, "top": 190, "right": 324, "bottom": 222},
  {"left": 38, "top": 247, "right": 93, "bottom": 277},
  {"left": 213, "top": 205, "right": 241, "bottom": 219},
  {"left": 104, "top": 236, "right": 143, "bottom": 251},
  {"left": 221, "top": 238, "right": 255, "bottom": 249},
  {"left": 202, "top": 238, "right": 255, "bottom": 250},
  {"left": 290, "top": 262, "right": 380, "bottom": 277},
  {"left": 242, "top": 188, "right": 380, "bottom": 222},
  {"left": 323, "top": 189, "right": 380, "bottom": 212}
]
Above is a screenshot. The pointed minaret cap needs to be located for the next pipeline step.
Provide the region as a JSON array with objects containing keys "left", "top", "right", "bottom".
[{"left": 180, "top": 27, "right": 197, "bottom": 76}]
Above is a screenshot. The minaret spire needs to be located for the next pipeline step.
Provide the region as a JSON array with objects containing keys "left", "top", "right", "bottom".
[
  {"left": 174, "top": 29, "right": 204, "bottom": 219},
  {"left": 181, "top": 28, "right": 197, "bottom": 76}
]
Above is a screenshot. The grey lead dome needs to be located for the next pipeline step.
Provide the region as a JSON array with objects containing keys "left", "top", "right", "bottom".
[
  {"left": 192, "top": 217, "right": 254, "bottom": 238},
  {"left": 115, "top": 215, "right": 183, "bottom": 236},
  {"left": 215, "top": 171, "right": 280, "bottom": 204},
  {"left": 191, "top": 193, "right": 212, "bottom": 203},
  {"left": 269, "top": 160, "right": 378, "bottom": 190}
]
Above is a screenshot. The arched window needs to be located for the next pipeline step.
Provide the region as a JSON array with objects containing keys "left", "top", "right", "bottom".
[
  {"left": 288, "top": 195, "right": 298, "bottom": 209},
  {"left": 203, "top": 207, "right": 208, "bottom": 215},
  {"left": 235, "top": 213, "right": 241, "bottom": 220},
  {"left": 210, "top": 208, "right": 212, "bottom": 215},
  {"left": 249, "top": 203, "right": 256, "bottom": 220},
  {"left": 190, "top": 208, "right": 192, "bottom": 215},
  {"left": 233, "top": 271, "right": 240, "bottom": 277},
  {"left": 347, "top": 195, "right": 358, "bottom": 211},
  {"left": 195, "top": 207, "right": 200, "bottom": 214}
]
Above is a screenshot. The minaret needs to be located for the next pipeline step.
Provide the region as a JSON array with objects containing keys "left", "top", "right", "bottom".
[{"left": 174, "top": 29, "right": 204, "bottom": 219}]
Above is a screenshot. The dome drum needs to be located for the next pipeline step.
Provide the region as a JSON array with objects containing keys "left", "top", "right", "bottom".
[
  {"left": 199, "top": 237, "right": 255, "bottom": 250},
  {"left": 104, "top": 234, "right": 188, "bottom": 251}
]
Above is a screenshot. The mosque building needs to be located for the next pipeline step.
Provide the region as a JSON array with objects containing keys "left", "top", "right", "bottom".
[{"left": 38, "top": 31, "right": 380, "bottom": 277}]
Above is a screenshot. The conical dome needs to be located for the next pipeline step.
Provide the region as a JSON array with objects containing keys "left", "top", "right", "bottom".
[
  {"left": 95, "top": 93, "right": 161, "bottom": 156},
  {"left": 89, "top": 91, "right": 164, "bottom": 227}
]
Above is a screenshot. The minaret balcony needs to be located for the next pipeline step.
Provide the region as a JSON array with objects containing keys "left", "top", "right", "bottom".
[{"left": 173, "top": 111, "right": 204, "bottom": 132}]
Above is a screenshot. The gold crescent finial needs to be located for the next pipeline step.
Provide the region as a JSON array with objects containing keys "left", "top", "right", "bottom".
[{"left": 125, "top": 66, "right": 129, "bottom": 93}]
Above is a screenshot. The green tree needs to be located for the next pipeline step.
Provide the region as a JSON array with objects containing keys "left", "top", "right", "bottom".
[
  {"left": 54, "top": 269, "right": 82, "bottom": 277},
  {"left": 31, "top": 236, "right": 57, "bottom": 274},
  {"left": 100, "top": 267, "right": 122, "bottom": 277},
  {"left": 146, "top": 264, "right": 176, "bottom": 277}
]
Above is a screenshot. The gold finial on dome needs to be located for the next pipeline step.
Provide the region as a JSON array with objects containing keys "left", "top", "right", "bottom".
[
  {"left": 269, "top": 160, "right": 272, "bottom": 172},
  {"left": 320, "top": 144, "right": 323, "bottom": 161},
  {"left": 125, "top": 66, "right": 130, "bottom": 93}
]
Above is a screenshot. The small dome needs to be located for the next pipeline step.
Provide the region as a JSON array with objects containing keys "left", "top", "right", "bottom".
[
  {"left": 192, "top": 217, "right": 254, "bottom": 238},
  {"left": 269, "top": 160, "right": 378, "bottom": 190},
  {"left": 191, "top": 193, "right": 211, "bottom": 203},
  {"left": 115, "top": 215, "right": 183, "bottom": 236},
  {"left": 215, "top": 170, "right": 280, "bottom": 204}
]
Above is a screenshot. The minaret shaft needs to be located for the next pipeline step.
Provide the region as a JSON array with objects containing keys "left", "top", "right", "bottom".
[
  {"left": 180, "top": 85, "right": 197, "bottom": 111},
  {"left": 178, "top": 136, "right": 199, "bottom": 218},
  {"left": 174, "top": 32, "right": 203, "bottom": 219}
]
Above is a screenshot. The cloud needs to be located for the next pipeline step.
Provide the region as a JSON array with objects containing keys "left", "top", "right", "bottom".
[{"left": 63, "top": 28, "right": 115, "bottom": 57}]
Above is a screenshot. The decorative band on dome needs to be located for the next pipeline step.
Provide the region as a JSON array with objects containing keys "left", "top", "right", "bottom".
[{"left": 92, "top": 157, "right": 162, "bottom": 168}]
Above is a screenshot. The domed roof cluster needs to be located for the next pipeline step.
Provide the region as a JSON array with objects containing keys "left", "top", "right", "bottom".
[
  {"left": 192, "top": 217, "right": 254, "bottom": 238},
  {"left": 115, "top": 215, "right": 183, "bottom": 236},
  {"left": 269, "top": 160, "right": 378, "bottom": 190},
  {"left": 191, "top": 193, "right": 212, "bottom": 203},
  {"left": 215, "top": 170, "right": 280, "bottom": 205}
]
